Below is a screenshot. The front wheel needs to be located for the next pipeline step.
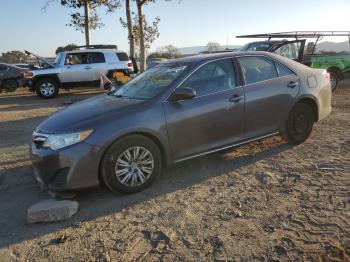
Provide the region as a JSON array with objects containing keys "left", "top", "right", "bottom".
[
  {"left": 35, "top": 78, "right": 59, "bottom": 99},
  {"left": 101, "top": 135, "right": 162, "bottom": 194},
  {"left": 284, "top": 103, "right": 315, "bottom": 145}
]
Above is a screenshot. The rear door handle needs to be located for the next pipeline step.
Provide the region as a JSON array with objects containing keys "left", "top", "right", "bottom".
[
  {"left": 287, "top": 81, "right": 298, "bottom": 88},
  {"left": 229, "top": 94, "right": 244, "bottom": 103},
  {"left": 84, "top": 66, "right": 92, "bottom": 70}
]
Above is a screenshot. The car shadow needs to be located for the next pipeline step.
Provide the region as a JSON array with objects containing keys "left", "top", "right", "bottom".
[
  {"left": 0, "top": 136, "right": 291, "bottom": 248},
  {"left": 0, "top": 89, "right": 103, "bottom": 112}
]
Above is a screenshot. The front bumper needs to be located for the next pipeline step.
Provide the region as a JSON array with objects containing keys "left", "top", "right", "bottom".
[{"left": 30, "top": 142, "right": 102, "bottom": 191}]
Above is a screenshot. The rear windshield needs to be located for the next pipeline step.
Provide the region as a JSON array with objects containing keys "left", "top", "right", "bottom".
[{"left": 116, "top": 52, "right": 129, "bottom": 61}]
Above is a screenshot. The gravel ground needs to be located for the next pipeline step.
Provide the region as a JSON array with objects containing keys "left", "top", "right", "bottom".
[{"left": 0, "top": 82, "right": 349, "bottom": 261}]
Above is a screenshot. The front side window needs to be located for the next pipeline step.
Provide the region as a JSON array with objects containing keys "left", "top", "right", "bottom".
[
  {"left": 238, "top": 56, "right": 278, "bottom": 85},
  {"left": 180, "top": 59, "right": 236, "bottom": 96},
  {"left": 113, "top": 63, "right": 188, "bottom": 100},
  {"left": 65, "top": 53, "right": 88, "bottom": 65},
  {"left": 0, "top": 65, "right": 8, "bottom": 71}
]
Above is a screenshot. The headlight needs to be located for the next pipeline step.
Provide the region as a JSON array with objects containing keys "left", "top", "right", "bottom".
[{"left": 43, "top": 130, "right": 93, "bottom": 150}]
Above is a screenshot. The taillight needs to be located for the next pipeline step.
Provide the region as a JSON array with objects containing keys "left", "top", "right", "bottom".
[
  {"left": 127, "top": 62, "right": 133, "bottom": 68},
  {"left": 323, "top": 70, "right": 330, "bottom": 79},
  {"left": 23, "top": 71, "right": 33, "bottom": 78}
]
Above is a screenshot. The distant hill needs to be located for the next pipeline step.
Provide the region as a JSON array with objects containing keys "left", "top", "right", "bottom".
[
  {"left": 174, "top": 41, "right": 350, "bottom": 55},
  {"left": 316, "top": 41, "right": 350, "bottom": 53},
  {"left": 178, "top": 45, "right": 241, "bottom": 55}
]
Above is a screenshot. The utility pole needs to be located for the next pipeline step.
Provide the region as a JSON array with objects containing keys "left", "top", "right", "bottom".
[{"left": 84, "top": 0, "right": 90, "bottom": 46}]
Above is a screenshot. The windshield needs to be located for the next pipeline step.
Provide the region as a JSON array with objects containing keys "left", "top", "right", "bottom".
[
  {"left": 113, "top": 64, "right": 188, "bottom": 100},
  {"left": 240, "top": 42, "right": 272, "bottom": 51},
  {"left": 55, "top": 53, "right": 63, "bottom": 65}
]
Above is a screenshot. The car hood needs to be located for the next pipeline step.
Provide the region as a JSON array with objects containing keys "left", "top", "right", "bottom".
[
  {"left": 24, "top": 50, "right": 55, "bottom": 68},
  {"left": 37, "top": 94, "right": 145, "bottom": 133}
]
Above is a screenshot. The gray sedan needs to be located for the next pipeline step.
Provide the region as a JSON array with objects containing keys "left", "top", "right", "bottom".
[{"left": 30, "top": 51, "right": 331, "bottom": 194}]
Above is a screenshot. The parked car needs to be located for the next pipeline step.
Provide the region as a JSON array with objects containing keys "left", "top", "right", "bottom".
[
  {"left": 23, "top": 45, "right": 134, "bottom": 98},
  {"left": 237, "top": 31, "right": 350, "bottom": 91},
  {"left": 30, "top": 51, "right": 331, "bottom": 194},
  {"left": 13, "top": 63, "right": 36, "bottom": 70},
  {"left": 0, "top": 63, "right": 27, "bottom": 92}
]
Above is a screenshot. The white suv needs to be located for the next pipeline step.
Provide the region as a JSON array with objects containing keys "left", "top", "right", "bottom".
[{"left": 24, "top": 45, "right": 134, "bottom": 98}]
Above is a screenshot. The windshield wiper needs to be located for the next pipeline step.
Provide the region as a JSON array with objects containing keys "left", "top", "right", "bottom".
[{"left": 114, "top": 94, "right": 129, "bottom": 98}]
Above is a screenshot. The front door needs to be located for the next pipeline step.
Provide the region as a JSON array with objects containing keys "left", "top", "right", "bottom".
[
  {"left": 59, "top": 52, "right": 92, "bottom": 83},
  {"left": 162, "top": 58, "right": 245, "bottom": 161},
  {"left": 237, "top": 55, "right": 300, "bottom": 139}
]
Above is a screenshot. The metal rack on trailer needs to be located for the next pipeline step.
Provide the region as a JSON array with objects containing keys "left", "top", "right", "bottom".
[{"left": 236, "top": 31, "right": 350, "bottom": 91}]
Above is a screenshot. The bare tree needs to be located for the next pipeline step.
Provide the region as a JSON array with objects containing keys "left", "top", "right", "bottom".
[
  {"left": 163, "top": 45, "right": 178, "bottom": 59},
  {"left": 44, "top": 0, "right": 121, "bottom": 46},
  {"left": 125, "top": 0, "right": 135, "bottom": 59},
  {"left": 121, "top": 1, "right": 160, "bottom": 72},
  {"left": 206, "top": 42, "right": 221, "bottom": 52},
  {"left": 135, "top": 0, "right": 166, "bottom": 72}
]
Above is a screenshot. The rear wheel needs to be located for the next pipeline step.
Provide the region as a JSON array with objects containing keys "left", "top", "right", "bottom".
[
  {"left": 284, "top": 103, "right": 315, "bottom": 145},
  {"left": 2, "top": 79, "right": 18, "bottom": 92},
  {"left": 328, "top": 69, "right": 340, "bottom": 92},
  {"left": 35, "top": 78, "right": 59, "bottom": 98},
  {"left": 101, "top": 135, "right": 162, "bottom": 194}
]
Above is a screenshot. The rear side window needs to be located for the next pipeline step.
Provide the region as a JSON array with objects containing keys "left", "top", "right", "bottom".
[
  {"left": 238, "top": 56, "right": 278, "bottom": 85},
  {"left": 90, "top": 52, "right": 105, "bottom": 63},
  {"left": 276, "top": 63, "right": 294, "bottom": 77},
  {"left": 116, "top": 52, "right": 129, "bottom": 61}
]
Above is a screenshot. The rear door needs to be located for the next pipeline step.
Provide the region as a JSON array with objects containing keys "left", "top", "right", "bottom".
[
  {"left": 162, "top": 58, "right": 245, "bottom": 160},
  {"left": 87, "top": 52, "right": 106, "bottom": 81},
  {"left": 59, "top": 52, "right": 92, "bottom": 83},
  {"left": 237, "top": 55, "right": 300, "bottom": 139}
]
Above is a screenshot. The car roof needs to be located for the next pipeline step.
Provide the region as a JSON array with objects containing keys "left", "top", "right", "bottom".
[
  {"left": 60, "top": 49, "right": 127, "bottom": 54},
  {"left": 0, "top": 63, "right": 23, "bottom": 69},
  {"left": 163, "top": 51, "right": 312, "bottom": 76},
  {"left": 167, "top": 51, "right": 276, "bottom": 63}
]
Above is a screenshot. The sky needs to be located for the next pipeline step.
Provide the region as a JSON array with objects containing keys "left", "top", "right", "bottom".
[{"left": 1, "top": 0, "right": 349, "bottom": 57}]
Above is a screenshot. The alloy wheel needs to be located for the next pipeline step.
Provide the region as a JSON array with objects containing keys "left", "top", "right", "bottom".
[{"left": 114, "top": 146, "right": 154, "bottom": 187}]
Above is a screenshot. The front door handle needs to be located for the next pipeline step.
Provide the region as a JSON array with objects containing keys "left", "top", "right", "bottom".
[
  {"left": 287, "top": 81, "right": 298, "bottom": 88},
  {"left": 229, "top": 94, "right": 244, "bottom": 103},
  {"left": 84, "top": 66, "right": 92, "bottom": 70}
]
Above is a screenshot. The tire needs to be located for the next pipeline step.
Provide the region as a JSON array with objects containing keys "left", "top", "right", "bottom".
[
  {"left": 284, "top": 103, "right": 315, "bottom": 145},
  {"left": 328, "top": 70, "right": 340, "bottom": 92},
  {"left": 35, "top": 78, "right": 59, "bottom": 98},
  {"left": 2, "top": 79, "right": 18, "bottom": 92},
  {"left": 101, "top": 135, "right": 162, "bottom": 194}
]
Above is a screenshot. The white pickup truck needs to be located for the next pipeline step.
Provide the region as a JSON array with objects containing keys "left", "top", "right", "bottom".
[{"left": 24, "top": 45, "right": 134, "bottom": 98}]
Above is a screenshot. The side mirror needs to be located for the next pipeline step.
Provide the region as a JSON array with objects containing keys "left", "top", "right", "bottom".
[{"left": 169, "top": 87, "right": 196, "bottom": 102}]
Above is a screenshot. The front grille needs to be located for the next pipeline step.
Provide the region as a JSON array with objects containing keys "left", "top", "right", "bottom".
[{"left": 50, "top": 168, "right": 69, "bottom": 190}]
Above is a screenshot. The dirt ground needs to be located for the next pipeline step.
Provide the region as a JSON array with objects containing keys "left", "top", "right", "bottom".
[{"left": 0, "top": 82, "right": 349, "bottom": 262}]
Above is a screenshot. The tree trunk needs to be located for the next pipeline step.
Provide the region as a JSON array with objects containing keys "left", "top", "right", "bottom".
[
  {"left": 126, "top": 0, "right": 135, "bottom": 59},
  {"left": 136, "top": 0, "right": 146, "bottom": 72},
  {"left": 84, "top": 0, "right": 90, "bottom": 47}
]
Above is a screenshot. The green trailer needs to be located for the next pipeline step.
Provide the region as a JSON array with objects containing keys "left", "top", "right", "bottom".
[{"left": 237, "top": 31, "right": 350, "bottom": 91}]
